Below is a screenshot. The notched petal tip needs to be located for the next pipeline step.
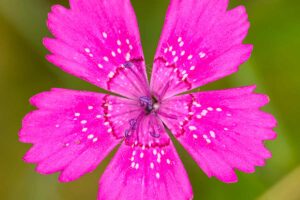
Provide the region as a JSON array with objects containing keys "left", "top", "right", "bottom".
[
  {"left": 58, "top": 173, "right": 75, "bottom": 183},
  {"left": 22, "top": 148, "right": 36, "bottom": 163},
  {"left": 223, "top": 176, "right": 238, "bottom": 184},
  {"left": 50, "top": 4, "right": 68, "bottom": 13},
  {"left": 19, "top": 111, "right": 39, "bottom": 143},
  {"left": 267, "top": 130, "right": 277, "bottom": 141},
  {"left": 42, "top": 37, "right": 54, "bottom": 50},
  {"left": 207, "top": 168, "right": 238, "bottom": 184},
  {"left": 35, "top": 164, "right": 55, "bottom": 175},
  {"left": 29, "top": 90, "right": 52, "bottom": 108},
  {"left": 240, "top": 44, "right": 254, "bottom": 62}
]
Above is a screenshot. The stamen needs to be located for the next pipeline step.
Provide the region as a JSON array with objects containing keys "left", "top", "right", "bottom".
[
  {"left": 139, "top": 96, "right": 154, "bottom": 114},
  {"left": 129, "top": 119, "right": 137, "bottom": 130},
  {"left": 125, "top": 129, "right": 132, "bottom": 138},
  {"left": 139, "top": 96, "right": 152, "bottom": 106},
  {"left": 150, "top": 131, "right": 160, "bottom": 138},
  {"left": 123, "top": 61, "right": 133, "bottom": 68}
]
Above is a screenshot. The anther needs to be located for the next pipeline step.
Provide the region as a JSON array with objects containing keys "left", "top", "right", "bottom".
[{"left": 150, "top": 131, "right": 160, "bottom": 138}]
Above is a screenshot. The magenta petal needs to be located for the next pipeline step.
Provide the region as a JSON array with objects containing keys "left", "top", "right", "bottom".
[
  {"left": 59, "top": 145, "right": 114, "bottom": 182},
  {"left": 20, "top": 89, "right": 121, "bottom": 182},
  {"left": 159, "top": 86, "right": 276, "bottom": 183},
  {"left": 151, "top": 0, "right": 252, "bottom": 98},
  {"left": 98, "top": 142, "right": 193, "bottom": 200},
  {"left": 45, "top": 0, "right": 149, "bottom": 98}
]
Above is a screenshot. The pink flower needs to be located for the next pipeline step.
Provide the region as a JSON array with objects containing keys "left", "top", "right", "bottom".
[{"left": 19, "top": 0, "right": 277, "bottom": 199}]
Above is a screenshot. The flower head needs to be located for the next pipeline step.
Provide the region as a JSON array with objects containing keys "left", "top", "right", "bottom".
[{"left": 19, "top": 0, "right": 277, "bottom": 199}]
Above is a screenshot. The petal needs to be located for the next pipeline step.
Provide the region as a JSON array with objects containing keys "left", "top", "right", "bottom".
[
  {"left": 98, "top": 142, "right": 193, "bottom": 200},
  {"left": 159, "top": 86, "right": 277, "bottom": 183},
  {"left": 150, "top": 0, "right": 252, "bottom": 99},
  {"left": 19, "top": 89, "right": 123, "bottom": 182},
  {"left": 45, "top": 0, "right": 149, "bottom": 99}
]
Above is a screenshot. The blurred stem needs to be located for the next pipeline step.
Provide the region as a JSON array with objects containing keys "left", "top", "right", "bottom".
[{"left": 257, "top": 166, "right": 300, "bottom": 200}]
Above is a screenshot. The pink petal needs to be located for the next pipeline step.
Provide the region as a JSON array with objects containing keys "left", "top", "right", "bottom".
[
  {"left": 19, "top": 89, "right": 122, "bottom": 182},
  {"left": 44, "top": 1, "right": 149, "bottom": 99},
  {"left": 159, "top": 86, "right": 277, "bottom": 183},
  {"left": 98, "top": 142, "right": 193, "bottom": 200},
  {"left": 151, "top": 0, "right": 252, "bottom": 99}
]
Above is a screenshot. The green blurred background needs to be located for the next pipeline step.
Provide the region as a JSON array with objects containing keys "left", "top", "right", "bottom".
[{"left": 1, "top": 0, "right": 299, "bottom": 199}]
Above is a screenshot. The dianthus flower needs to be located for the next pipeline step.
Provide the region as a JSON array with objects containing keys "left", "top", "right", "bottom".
[{"left": 19, "top": 0, "right": 277, "bottom": 199}]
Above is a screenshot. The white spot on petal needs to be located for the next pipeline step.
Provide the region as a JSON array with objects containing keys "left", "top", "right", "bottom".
[
  {"left": 108, "top": 72, "right": 115, "bottom": 78},
  {"left": 132, "top": 150, "right": 136, "bottom": 156},
  {"left": 82, "top": 127, "right": 88, "bottom": 132},
  {"left": 201, "top": 110, "right": 208, "bottom": 116},
  {"left": 103, "top": 56, "right": 109, "bottom": 62},
  {"left": 131, "top": 162, "right": 135, "bottom": 168},
  {"left": 102, "top": 32, "right": 108, "bottom": 38},
  {"left": 157, "top": 157, "right": 161, "bottom": 163},
  {"left": 156, "top": 172, "right": 160, "bottom": 179},
  {"left": 81, "top": 120, "right": 87, "bottom": 124},
  {"left": 104, "top": 122, "right": 109, "bottom": 126},
  {"left": 125, "top": 53, "right": 131, "bottom": 61},
  {"left": 150, "top": 162, "right": 154, "bottom": 169},
  {"left": 189, "top": 126, "right": 197, "bottom": 131},
  {"left": 216, "top": 108, "right": 222, "bottom": 112},
  {"left": 179, "top": 41, "right": 184, "bottom": 47},
  {"left": 207, "top": 107, "right": 213, "bottom": 111},
  {"left": 173, "top": 56, "right": 178, "bottom": 62},
  {"left": 140, "top": 152, "right": 144, "bottom": 158},
  {"left": 182, "top": 74, "right": 188, "bottom": 80},
  {"left": 199, "top": 51, "right": 206, "bottom": 58},
  {"left": 98, "top": 63, "right": 103, "bottom": 69},
  {"left": 166, "top": 159, "right": 171, "bottom": 164},
  {"left": 210, "top": 131, "right": 216, "bottom": 138}
]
